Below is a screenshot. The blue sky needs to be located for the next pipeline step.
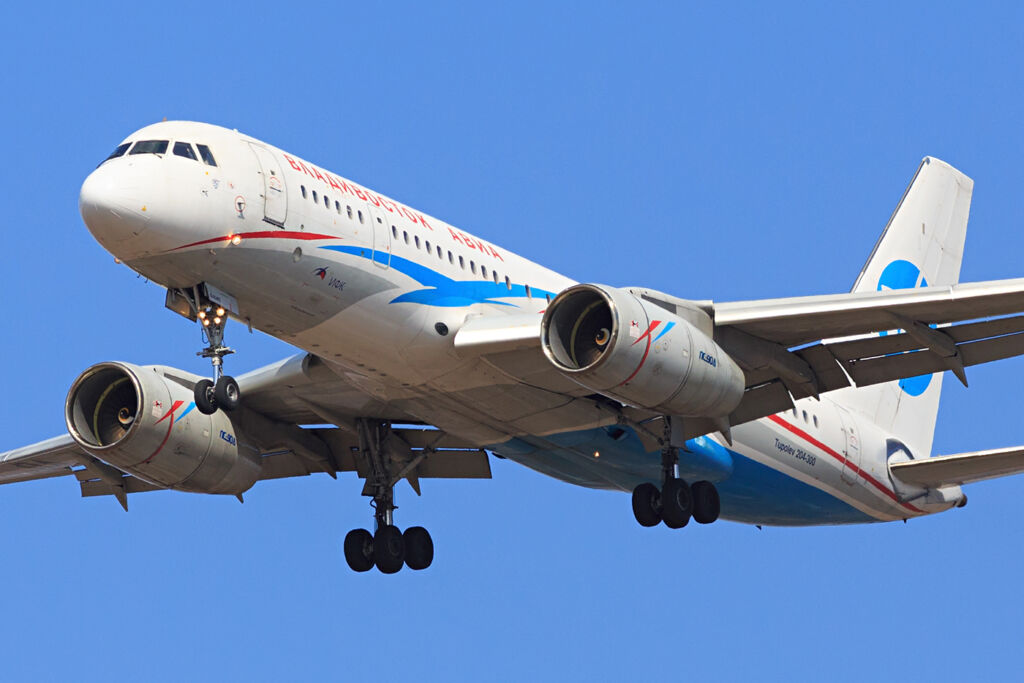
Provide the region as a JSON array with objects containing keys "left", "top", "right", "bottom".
[{"left": 3, "top": 2, "right": 1024, "bottom": 680}]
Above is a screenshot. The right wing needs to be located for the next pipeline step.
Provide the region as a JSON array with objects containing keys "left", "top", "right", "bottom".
[
  {"left": 1, "top": 354, "right": 491, "bottom": 509},
  {"left": 890, "top": 447, "right": 1024, "bottom": 487}
]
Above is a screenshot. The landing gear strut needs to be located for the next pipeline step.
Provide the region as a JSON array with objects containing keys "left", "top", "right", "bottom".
[
  {"left": 630, "top": 420, "right": 721, "bottom": 529},
  {"left": 343, "top": 420, "right": 434, "bottom": 574},
  {"left": 193, "top": 303, "right": 240, "bottom": 415}
]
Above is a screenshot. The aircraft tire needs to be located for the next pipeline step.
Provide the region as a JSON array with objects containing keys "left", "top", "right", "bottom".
[
  {"left": 403, "top": 526, "right": 434, "bottom": 570},
  {"left": 373, "top": 525, "right": 405, "bottom": 574},
  {"left": 343, "top": 528, "right": 374, "bottom": 572},
  {"left": 691, "top": 481, "right": 721, "bottom": 524},
  {"left": 661, "top": 479, "right": 692, "bottom": 529},
  {"left": 194, "top": 379, "right": 217, "bottom": 415},
  {"left": 214, "top": 376, "right": 241, "bottom": 411},
  {"left": 631, "top": 483, "right": 662, "bottom": 527}
]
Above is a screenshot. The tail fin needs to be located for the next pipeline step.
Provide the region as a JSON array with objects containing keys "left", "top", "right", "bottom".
[{"left": 835, "top": 157, "right": 974, "bottom": 457}]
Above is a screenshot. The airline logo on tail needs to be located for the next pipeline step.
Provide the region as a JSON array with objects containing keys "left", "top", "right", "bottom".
[{"left": 878, "top": 259, "right": 931, "bottom": 396}]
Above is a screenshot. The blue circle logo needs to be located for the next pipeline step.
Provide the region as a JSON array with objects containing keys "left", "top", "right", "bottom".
[{"left": 877, "top": 260, "right": 930, "bottom": 396}]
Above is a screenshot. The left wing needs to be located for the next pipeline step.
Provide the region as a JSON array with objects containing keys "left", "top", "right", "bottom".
[
  {"left": 456, "top": 279, "right": 1024, "bottom": 433},
  {"left": 708, "top": 278, "right": 1024, "bottom": 425}
]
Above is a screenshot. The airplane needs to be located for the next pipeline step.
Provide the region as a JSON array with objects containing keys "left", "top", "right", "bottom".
[{"left": 6, "top": 120, "right": 1024, "bottom": 575}]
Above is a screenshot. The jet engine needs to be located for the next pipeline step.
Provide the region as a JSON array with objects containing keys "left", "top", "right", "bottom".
[
  {"left": 65, "top": 362, "right": 261, "bottom": 494},
  {"left": 541, "top": 284, "right": 745, "bottom": 417}
]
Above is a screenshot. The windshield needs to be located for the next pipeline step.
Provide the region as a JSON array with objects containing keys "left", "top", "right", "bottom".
[
  {"left": 129, "top": 140, "right": 169, "bottom": 156},
  {"left": 104, "top": 143, "right": 130, "bottom": 161}
]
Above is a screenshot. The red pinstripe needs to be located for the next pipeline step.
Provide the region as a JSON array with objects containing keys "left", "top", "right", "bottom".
[
  {"left": 170, "top": 231, "right": 337, "bottom": 251},
  {"left": 767, "top": 414, "right": 923, "bottom": 514}
]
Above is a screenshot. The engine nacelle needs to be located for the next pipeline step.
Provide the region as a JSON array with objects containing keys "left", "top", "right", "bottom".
[
  {"left": 65, "top": 362, "right": 261, "bottom": 495},
  {"left": 541, "top": 284, "right": 745, "bottom": 417}
]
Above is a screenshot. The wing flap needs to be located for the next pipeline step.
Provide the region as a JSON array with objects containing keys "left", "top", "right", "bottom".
[
  {"left": 890, "top": 447, "right": 1024, "bottom": 487},
  {"left": 0, "top": 435, "right": 83, "bottom": 485}
]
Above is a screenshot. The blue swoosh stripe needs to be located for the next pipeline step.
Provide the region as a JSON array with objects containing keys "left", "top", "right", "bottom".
[
  {"left": 175, "top": 402, "right": 195, "bottom": 423},
  {"left": 319, "top": 245, "right": 557, "bottom": 307},
  {"left": 653, "top": 321, "right": 676, "bottom": 342}
]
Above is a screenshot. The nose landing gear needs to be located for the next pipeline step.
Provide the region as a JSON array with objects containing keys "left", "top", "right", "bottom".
[{"left": 193, "top": 303, "right": 240, "bottom": 415}]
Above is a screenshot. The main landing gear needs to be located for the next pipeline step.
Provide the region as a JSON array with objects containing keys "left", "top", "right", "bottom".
[
  {"left": 343, "top": 420, "right": 434, "bottom": 574},
  {"left": 193, "top": 303, "right": 240, "bottom": 415},
  {"left": 631, "top": 430, "right": 721, "bottom": 529}
]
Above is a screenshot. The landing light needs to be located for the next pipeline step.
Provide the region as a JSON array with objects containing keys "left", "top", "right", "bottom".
[
  {"left": 202, "top": 318, "right": 210, "bottom": 327},
  {"left": 231, "top": 235, "right": 242, "bottom": 246},
  {"left": 214, "top": 317, "right": 222, "bottom": 325},
  {"left": 198, "top": 311, "right": 207, "bottom": 319},
  {"left": 216, "top": 307, "right": 225, "bottom": 317}
]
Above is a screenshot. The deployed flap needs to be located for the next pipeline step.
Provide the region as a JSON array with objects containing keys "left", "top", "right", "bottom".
[
  {"left": 890, "top": 446, "right": 1024, "bottom": 487},
  {"left": 0, "top": 434, "right": 82, "bottom": 484}
]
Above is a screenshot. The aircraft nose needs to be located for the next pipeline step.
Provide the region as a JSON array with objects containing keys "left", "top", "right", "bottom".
[{"left": 79, "top": 164, "right": 150, "bottom": 254}]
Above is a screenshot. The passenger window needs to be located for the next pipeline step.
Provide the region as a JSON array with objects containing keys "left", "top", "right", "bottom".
[
  {"left": 347, "top": 206, "right": 353, "bottom": 219},
  {"left": 505, "top": 275, "right": 511, "bottom": 290},
  {"left": 802, "top": 410, "right": 808, "bottom": 423},
  {"left": 425, "top": 240, "right": 431, "bottom": 252},
  {"left": 525, "top": 284, "right": 532, "bottom": 298},
  {"left": 173, "top": 141, "right": 198, "bottom": 160},
  {"left": 545, "top": 293, "right": 551, "bottom": 303},
  {"left": 481, "top": 265, "right": 488, "bottom": 279},
  {"left": 102, "top": 142, "right": 131, "bottom": 163},
  {"left": 324, "top": 195, "right": 330, "bottom": 208},
  {"left": 493, "top": 271, "right": 499, "bottom": 284},
  {"left": 196, "top": 144, "right": 217, "bottom": 166},
  {"left": 129, "top": 140, "right": 169, "bottom": 156},
  {"left": 301, "top": 185, "right": 307, "bottom": 199},
  {"left": 415, "top": 235, "right": 421, "bottom": 249},
  {"left": 403, "top": 231, "right": 409, "bottom": 244},
  {"left": 358, "top": 210, "right": 364, "bottom": 224},
  {"left": 335, "top": 200, "right": 341, "bottom": 213},
  {"left": 313, "top": 190, "right": 318, "bottom": 203},
  {"left": 471, "top": 260, "right": 477, "bottom": 274},
  {"left": 459, "top": 255, "right": 465, "bottom": 269},
  {"left": 448, "top": 251, "right": 454, "bottom": 263},
  {"left": 392, "top": 225, "right": 398, "bottom": 238},
  {"left": 813, "top": 415, "right": 819, "bottom": 428},
  {"left": 437, "top": 246, "right": 443, "bottom": 259}
]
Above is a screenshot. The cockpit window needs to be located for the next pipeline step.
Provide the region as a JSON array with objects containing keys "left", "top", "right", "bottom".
[
  {"left": 129, "top": 140, "right": 169, "bottom": 156},
  {"left": 196, "top": 144, "right": 217, "bottom": 167},
  {"left": 103, "top": 143, "right": 131, "bottom": 163},
  {"left": 173, "top": 141, "right": 198, "bottom": 161}
]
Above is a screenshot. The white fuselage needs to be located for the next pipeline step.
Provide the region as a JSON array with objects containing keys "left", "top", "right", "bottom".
[{"left": 78, "top": 121, "right": 960, "bottom": 526}]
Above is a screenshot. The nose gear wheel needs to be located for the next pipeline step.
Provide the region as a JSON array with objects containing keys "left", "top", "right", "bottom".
[{"left": 190, "top": 298, "right": 240, "bottom": 416}]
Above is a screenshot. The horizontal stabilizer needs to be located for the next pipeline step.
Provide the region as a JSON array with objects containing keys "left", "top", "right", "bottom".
[{"left": 890, "top": 446, "right": 1024, "bottom": 487}]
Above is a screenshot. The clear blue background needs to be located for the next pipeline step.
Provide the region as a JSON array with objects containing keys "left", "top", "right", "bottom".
[{"left": 2, "top": 3, "right": 1023, "bottom": 680}]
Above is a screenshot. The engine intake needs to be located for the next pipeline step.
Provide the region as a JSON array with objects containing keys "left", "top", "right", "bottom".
[
  {"left": 541, "top": 284, "right": 745, "bottom": 417},
  {"left": 66, "top": 362, "right": 261, "bottom": 495}
]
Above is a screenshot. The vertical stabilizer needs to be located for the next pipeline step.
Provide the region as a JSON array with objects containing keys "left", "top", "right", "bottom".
[{"left": 834, "top": 157, "right": 974, "bottom": 457}]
